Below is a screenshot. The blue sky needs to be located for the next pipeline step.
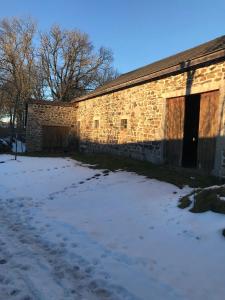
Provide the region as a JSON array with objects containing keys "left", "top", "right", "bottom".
[{"left": 0, "top": 0, "right": 225, "bottom": 73}]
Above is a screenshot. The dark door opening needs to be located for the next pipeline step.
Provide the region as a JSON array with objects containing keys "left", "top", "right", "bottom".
[{"left": 182, "top": 94, "right": 200, "bottom": 168}]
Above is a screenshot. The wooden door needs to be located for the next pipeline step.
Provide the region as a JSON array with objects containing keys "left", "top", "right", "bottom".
[
  {"left": 164, "top": 96, "right": 185, "bottom": 166},
  {"left": 42, "top": 125, "right": 70, "bottom": 151},
  {"left": 197, "top": 90, "right": 219, "bottom": 171}
]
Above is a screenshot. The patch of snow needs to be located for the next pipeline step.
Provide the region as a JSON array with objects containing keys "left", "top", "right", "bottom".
[
  {"left": 0, "top": 154, "right": 225, "bottom": 299},
  {"left": 0, "top": 138, "right": 8, "bottom": 146},
  {"left": 11, "top": 140, "right": 26, "bottom": 153}
]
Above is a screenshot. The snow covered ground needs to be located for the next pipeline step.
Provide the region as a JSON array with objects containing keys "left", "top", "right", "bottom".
[{"left": 0, "top": 155, "right": 225, "bottom": 300}]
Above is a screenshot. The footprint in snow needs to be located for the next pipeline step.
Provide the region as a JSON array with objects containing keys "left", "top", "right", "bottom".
[
  {"left": 10, "top": 289, "right": 20, "bottom": 296},
  {"left": 85, "top": 266, "right": 93, "bottom": 274},
  {"left": 20, "top": 264, "right": 30, "bottom": 271},
  {"left": 100, "top": 271, "right": 111, "bottom": 280},
  {"left": 95, "top": 287, "right": 112, "bottom": 298},
  {"left": 101, "top": 253, "right": 108, "bottom": 258},
  {"left": 92, "top": 258, "right": 100, "bottom": 265},
  {"left": 0, "top": 259, "right": 7, "bottom": 264},
  {"left": 19, "top": 238, "right": 28, "bottom": 244}
]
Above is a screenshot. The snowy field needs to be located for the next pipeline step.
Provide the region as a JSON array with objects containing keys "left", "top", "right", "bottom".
[{"left": 0, "top": 155, "right": 225, "bottom": 300}]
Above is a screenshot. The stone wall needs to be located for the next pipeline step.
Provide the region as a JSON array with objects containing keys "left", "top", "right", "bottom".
[
  {"left": 26, "top": 60, "right": 225, "bottom": 175},
  {"left": 74, "top": 61, "right": 225, "bottom": 173},
  {"left": 26, "top": 102, "right": 76, "bottom": 151}
]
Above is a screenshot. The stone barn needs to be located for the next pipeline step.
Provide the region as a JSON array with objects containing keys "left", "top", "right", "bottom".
[{"left": 26, "top": 35, "right": 225, "bottom": 176}]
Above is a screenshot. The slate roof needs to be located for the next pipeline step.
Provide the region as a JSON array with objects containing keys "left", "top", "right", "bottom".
[{"left": 74, "top": 35, "right": 225, "bottom": 102}]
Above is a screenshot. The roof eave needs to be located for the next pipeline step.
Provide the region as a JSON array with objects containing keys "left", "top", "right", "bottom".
[{"left": 72, "top": 49, "right": 225, "bottom": 104}]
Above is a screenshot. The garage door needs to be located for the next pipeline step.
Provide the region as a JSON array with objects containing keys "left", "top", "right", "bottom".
[{"left": 42, "top": 125, "right": 70, "bottom": 151}]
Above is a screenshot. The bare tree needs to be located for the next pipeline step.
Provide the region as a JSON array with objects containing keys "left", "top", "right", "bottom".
[
  {"left": 0, "top": 82, "right": 15, "bottom": 126},
  {"left": 0, "top": 18, "right": 118, "bottom": 135},
  {"left": 40, "top": 25, "right": 117, "bottom": 102},
  {"left": 0, "top": 17, "right": 38, "bottom": 137}
]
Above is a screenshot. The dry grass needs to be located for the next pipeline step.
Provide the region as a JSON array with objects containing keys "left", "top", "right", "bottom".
[{"left": 190, "top": 187, "right": 225, "bottom": 214}]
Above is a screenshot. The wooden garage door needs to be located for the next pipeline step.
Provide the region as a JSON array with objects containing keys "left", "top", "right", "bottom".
[
  {"left": 164, "top": 96, "right": 185, "bottom": 166},
  {"left": 197, "top": 90, "right": 219, "bottom": 171},
  {"left": 42, "top": 125, "right": 70, "bottom": 151}
]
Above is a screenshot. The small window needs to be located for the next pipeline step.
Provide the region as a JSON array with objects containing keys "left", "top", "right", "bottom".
[
  {"left": 94, "top": 119, "right": 99, "bottom": 129},
  {"left": 121, "top": 119, "right": 128, "bottom": 129}
]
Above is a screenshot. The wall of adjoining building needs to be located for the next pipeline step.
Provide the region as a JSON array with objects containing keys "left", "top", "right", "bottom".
[{"left": 26, "top": 103, "right": 76, "bottom": 151}]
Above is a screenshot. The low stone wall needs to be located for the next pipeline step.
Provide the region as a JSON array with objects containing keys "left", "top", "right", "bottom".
[{"left": 79, "top": 140, "right": 162, "bottom": 163}]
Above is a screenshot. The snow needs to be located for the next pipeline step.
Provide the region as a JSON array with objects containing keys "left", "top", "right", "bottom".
[
  {"left": 0, "top": 137, "right": 26, "bottom": 153},
  {"left": 11, "top": 140, "right": 26, "bottom": 153},
  {"left": 0, "top": 154, "right": 225, "bottom": 300},
  {"left": 0, "top": 138, "right": 8, "bottom": 146}
]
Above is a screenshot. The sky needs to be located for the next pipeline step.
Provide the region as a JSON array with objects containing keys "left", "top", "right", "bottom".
[{"left": 0, "top": 0, "right": 225, "bottom": 74}]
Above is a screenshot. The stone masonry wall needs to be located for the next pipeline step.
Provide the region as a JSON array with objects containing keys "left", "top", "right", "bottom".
[
  {"left": 26, "top": 60, "right": 225, "bottom": 175},
  {"left": 26, "top": 103, "right": 76, "bottom": 151},
  {"left": 74, "top": 61, "right": 225, "bottom": 174}
]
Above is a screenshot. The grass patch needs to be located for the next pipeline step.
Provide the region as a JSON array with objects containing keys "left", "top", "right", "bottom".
[
  {"left": 178, "top": 196, "right": 192, "bottom": 209},
  {"left": 19, "top": 151, "right": 221, "bottom": 188},
  {"left": 190, "top": 187, "right": 225, "bottom": 214},
  {"left": 177, "top": 189, "right": 201, "bottom": 209},
  {"left": 69, "top": 152, "right": 220, "bottom": 188}
]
